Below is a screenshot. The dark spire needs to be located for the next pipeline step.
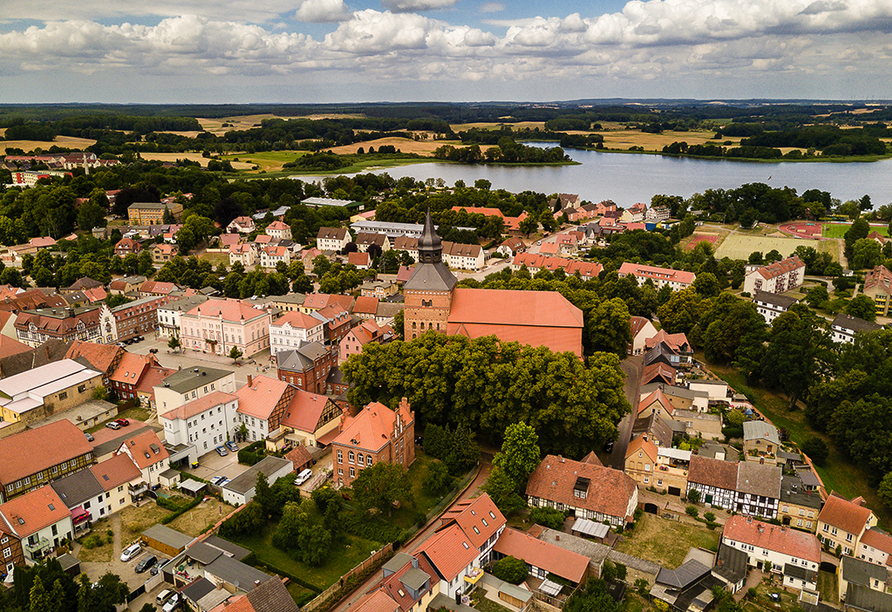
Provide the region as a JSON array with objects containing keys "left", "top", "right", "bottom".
[{"left": 417, "top": 207, "right": 442, "bottom": 264}]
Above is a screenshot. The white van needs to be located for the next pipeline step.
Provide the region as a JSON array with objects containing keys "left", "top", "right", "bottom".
[
  {"left": 157, "top": 589, "right": 174, "bottom": 605},
  {"left": 295, "top": 469, "right": 313, "bottom": 486}
]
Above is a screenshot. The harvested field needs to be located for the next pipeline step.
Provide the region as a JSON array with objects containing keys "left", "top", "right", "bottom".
[
  {"left": 220, "top": 150, "right": 307, "bottom": 172},
  {"left": 197, "top": 113, "right": 363, "bottom": 135},
  {"left": 329, "top": 137, "right": 457, "bottom": 156},
  {"left": 139, "top": 152, "right": 254, "bottom": 170},
  {"left": 715, "top": 233, "right": 815, "bottom": 260},
  {"left": 1, "top": 135, "right": 96, "bottom": 153},
  {"left": 598, "top": 129, "right": 739, "bottom": 151},
  {"left": 168, "top": 497, "right": 235, "bottom": 536},
  {"left": 450, "top": 121, "right": 547, "bottom": 131}
]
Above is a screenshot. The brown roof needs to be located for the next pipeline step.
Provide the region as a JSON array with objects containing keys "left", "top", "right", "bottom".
[
  {"left": 861, "top": 529, "right": 892, "bottom": 557},
  {"left": 723, "top": 515, "right": 820, "bottom": 563},
  {"left": 493, "top": 527, "right": 589, "bottom": 583},
  {"left": 638, "top": 388, "right": 674, "bottom": 416},
  {"left": 348, "top": 252, "right": 370, "bottom": 267},
  {"left": 0, "top": 289, "right": 67, "bottom": 312},
  {"left": 271, "top": 311, "right": 324, "bottom": 331},
  {"left": 525, "top": 455, "right": 637, "bottom": 521},
  {"left": 0, "top": 420, "right": 93, "bottom": 485},
  {"left": 352, "top": 296, "right": 379, "bottom": 316},
  {"left": 641, "top": 362, "right": 676, "bottom": 385},
  {"left": 863, "top": 265, "right": 892, "bottom": 293},
  {"left": 818, "top": 493, "right": 874, "bottom": 536},
  {"left": 629, "top": 316, "right": 654, "bottom": 339},
  {"left": 280, "top": 389, "right": 336, "bottom": 434},
  {"left": 0, "top": 486, "right": 70, "bottom": 537},
  {"left": 0, "top": 335, "right": 32, "bottom": 359},
  {"left": 332, "top": 400, "right": 413, "bottom": 454},
  {"left": 645, "top": 330, "right": 691, "bottom": 353},
  {"left": 317, "top": 227, "right": 348, "bottom": 241},
  {"left": 687, "top": 455, "right": 738, "bottom": 490},
  {"left": 438, "top": 493, "right": 505, "bottom": 550},
  {"left": 284, "top": 446, "right": 313, "bottom": 469},
  {"left": 110, "top": 352, "right": 154, "bottom": 385},
  {"left": 90, "top": 453, "right": 143, "bottom": 490},
  {"left": 379, "top": 554, "right": 437, "bottom": 612},
  {"left": 756, "top": 256, "right": 805, "bottom": 280},
  {"left": 303, "top": 293, "right": 353, "bottom": 311},
  {"left": 346, "top": 589, "right": 400, "bottom": 612},
  {"left": 626, "top": 435, "right": 658, "bottom": 462}
]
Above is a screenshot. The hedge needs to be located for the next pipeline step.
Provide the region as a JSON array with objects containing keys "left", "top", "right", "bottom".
[
  {"left": 254, "top": 561, "right": 322, "bottom": 593},
  {"left": 340, "top": 511, "right": 405, "bottom": 544},
  {"left": 160, "top": 496, "right": 203, "bottom": 525}
]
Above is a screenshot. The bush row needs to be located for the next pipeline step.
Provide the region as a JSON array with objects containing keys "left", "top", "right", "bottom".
[{"left": 160, "top": 496, "right": 203, "bottom": 525}]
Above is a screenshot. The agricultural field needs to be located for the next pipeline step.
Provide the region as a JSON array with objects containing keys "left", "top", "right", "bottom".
[
  {"left": 219, "top": 150, "right": 308, "bottom": 172},
  {"left": 1, "top": 133, "right": 96, "bottom": 153},
  {"left": 197, "top": 113, "right": 363, "bottom": 135},
  {"left": 597, "top": 129, "right": 739, "bottom": 151},
  {"left": 329, "top": 136, "right": 459, "bottom": 156},
  {"left": 715, "top": 233, "right": 838, "bottom": 262},
  {"left": 449, "top": 121, "right": 547, "bottom": 131},
  {"left": 140, "top": 151, "right": 255, "bottom": 170},
  {"left": 822, "top": 222, "right": 889, "bottom": 238}
]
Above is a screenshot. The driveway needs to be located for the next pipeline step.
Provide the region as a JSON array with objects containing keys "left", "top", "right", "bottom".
[{"left": 184, "top": 447, "right": 250, "bottom": 482}]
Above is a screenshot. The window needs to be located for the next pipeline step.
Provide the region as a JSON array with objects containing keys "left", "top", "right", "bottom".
[
  {"left": 349, "top": 467, "right": 355, "bottom": 478},
  {"left": 367, "top": 456, "right": 373, "bottom": 467},
  {"left": 58, "top": 391, "right": 68, "bottom": 401},
  {"left": 337, "top": 450, "right": 343, "bottom": 463},
  {"left": 348, "top": 451, "right": 355, "bottom": 463}
]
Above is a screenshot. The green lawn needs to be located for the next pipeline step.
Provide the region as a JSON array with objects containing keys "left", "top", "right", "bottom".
[
  {"left": 615, "top": 514, "right": 719, "bottom": 568},
  {"left": 384, "top": 450, "right": 451, "bottom": 529},
  {"left": 709, "top": 364, "right": 892, "bottom": 529},
  {"left": 287, "top": 582, "right": 317, "bottom": 608},
  {"left": 817, "top": 570, "right": 839, "bottom": 604},
  {"left": 822, "top": 223, "right": 889, "bottom": 238},
  {"left": 226, "top": 526, "right": 380, "bottom": 591}
]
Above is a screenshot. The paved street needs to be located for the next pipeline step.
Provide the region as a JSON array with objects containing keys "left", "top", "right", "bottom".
[{"left": 608, "top": 355, "right": 643, "bottom": 469}]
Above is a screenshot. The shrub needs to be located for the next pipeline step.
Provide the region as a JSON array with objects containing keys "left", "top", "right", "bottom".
[
  {"left": 422, "top": 460, "right": 454, "bottom": 496},
  {"left": 635, "top": 578, "right": 649, "bottom": 596},
  {"left": 801, "top": 437, "right": 829, "bottom": 466},
  {"left": 528, "top": 506, "right": 566, "bottom": 530},
  {"left": 686, "top": 489, "right": 701, "bottom": 504},
  {"left": 82, "top": 535, "right": 104, "bottom": 549},
  {"left": 492, "top": 556, "right": 528, "bottom": 585},
  {"left": 614, "top": 562, "right": 627, "bottom": 581},
  {"left": 686, "top": 505, "right": 699, "bottom": 518},
  {"left": 704, "top": 512, "right": 716, "bottom": 522}
]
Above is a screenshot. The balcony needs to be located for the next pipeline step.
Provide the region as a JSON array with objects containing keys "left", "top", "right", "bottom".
[
  {"left": 25, "top": 537, "right": 51, "bottom": 558},
  {"left": 129, "top": 482, "right": 149, "bottom": 497}
]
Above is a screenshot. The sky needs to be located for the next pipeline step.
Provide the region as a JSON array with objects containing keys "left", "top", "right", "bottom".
[{"left": 1, "top": 0, "right": 892, "bottom": 104}]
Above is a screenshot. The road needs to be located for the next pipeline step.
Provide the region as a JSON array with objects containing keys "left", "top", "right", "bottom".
[
  {"left": 608, "top": 355, "right": 643, "bottom": 470},
  {"left": 331, "top": 453, "right": 494, "bottom": 612}
]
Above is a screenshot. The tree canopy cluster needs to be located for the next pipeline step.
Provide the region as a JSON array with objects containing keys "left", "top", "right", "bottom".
[{"left": 342, "top": 333, "right": 630, "bottom": 458}]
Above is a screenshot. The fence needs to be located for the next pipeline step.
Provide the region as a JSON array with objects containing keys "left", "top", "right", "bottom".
[{"left": 302, "top": 543, "right": 395, "bottom": 612}]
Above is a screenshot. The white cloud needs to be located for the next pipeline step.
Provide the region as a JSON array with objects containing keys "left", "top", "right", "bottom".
[
  {"left": 295, "top": 0, "right": 351, "bottom": 22},
  {"left": 380, "top": 0, "right": 459, "bottom": 13},
  {"left": 478, "top": 2, "right": 504, "bottom": 13}
]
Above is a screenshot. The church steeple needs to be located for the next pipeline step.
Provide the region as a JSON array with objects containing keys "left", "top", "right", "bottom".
[{"left": 418, "top": 208, "right": 442, "bottom": 264}]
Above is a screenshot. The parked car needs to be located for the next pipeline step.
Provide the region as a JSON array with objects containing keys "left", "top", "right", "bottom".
[
  {"left": 151, "top": 558, "right": 171, "bottom": 576},
  {"left": 225, "top": 441, "right": 238, "bottom": 452},
  {"left": 162, "top": 593, "right": 181, "bottom": 612},
  {"left": 602, "top": 440, "right": 615, "bottom": 454},
  {"left": 120, "top": 543, "right": 141, "bottom": 562},
  {"left": 156, "top": 589, "right": 174, "bottom": 605},
  {"left": 295, "top": 469, "right": 313, "bottom": 486},
  {"left": 116, "top": 418, "right": 129, "bottom": 426},
  {"left": 116, "top": 342, "right": 127, "bottom": 348},
  {"left": 210, "top": 476, "right": 227, "bottom": 486},
  {"left": 135, "top": 554, "right": 157, "bottom": 573},
  {"left": 84, "top": 432, "right": 94, "bottom": 442},
  {"left": 215, "top": 446, "right": 228, "bottom": 457},
  {"left": 149, "top": 348, "right": 159, "bottom": 354},
  {"left": 106, "top": 421, "right": 121, "bottom": 430}
]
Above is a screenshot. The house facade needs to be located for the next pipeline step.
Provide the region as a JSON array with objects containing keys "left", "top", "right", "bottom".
[
  {"left": 0, "top": 487, "right": 74, "bottom": 563},
  {"left": 112, "top": 294, "right": 170, "bottom": 341},
  {"left": 861, "top": 265, "right": 892, "bottom": 318},
  {"left": 618, "top": 263, "right": 696, "bottom": 291},
  {"left": 722, "top": 516, "right": 820, "bottom": 588},
  {"left": 161, "top": 391, "right": 239, "bottom": 456},
  {"left": 236, "top": 375, "right": 296, "bottom": 442},
  {"left": 817, "top": 494, "right": 877, "bottom": 556},
  {"left": 276, "top": 342, "right": 337, "bottom": 395},
  {"left": 316, "top": 227, "right": 351, "bottom": 252},
  {"left": 743, "top": 256, "right": 806, "bottom": 295},
  {"left": 830, "top": 314, "right": 882, "bottom": 345},
  {"left": 180, "top": 298, "right": 273, "bottom": 357},
  {"left": 270, "top": 311, "right": 325, "bottom": 356},
  {"left": 752, "top": 290, "right": 799, "bottom": 324}
]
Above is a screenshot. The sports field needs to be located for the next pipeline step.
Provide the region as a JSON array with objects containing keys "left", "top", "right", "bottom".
[
  {"left": 822, "top": 223, "right": 889, "bottom": 238},
  {"left": 715, "top": 233, "right": 838, "bottom": 261}
]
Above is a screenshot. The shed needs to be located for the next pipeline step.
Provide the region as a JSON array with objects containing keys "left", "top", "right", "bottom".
[
  {"left": 571, "top": 518, "right": 610, "bottom": 541},
  {"left": 481, "top": 574, "right": 532, "bottom": 610},
  {"left": 221, "top": 456, "right": 293, "bottom": 506},
  {"left": 179, "top": 479, "right": 207, "bottom": 497},
  {"left": 141, "top": 524, "right": 194, "bottom": 557},
  {"left": 159, "top": 468, "right": 181, "bottom": 488},
  {"left": 56, "top": 553, "right": 81, "bottom": 577}
]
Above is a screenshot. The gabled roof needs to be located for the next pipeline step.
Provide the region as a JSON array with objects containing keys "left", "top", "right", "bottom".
[
  {"left": 415, "top": 523, "right": 478, "bottom": 582},
  {"left": 186, "top": 298, "right": 272, "bottom": 323},
  {"left": 317, "top": 227, "right": 349, "bottom": 241},
  {"left": 842, "top": 555, "right": 887, "bottom": 587},
  {"left": 271, "top": 311, "right": 324, "bottom": 330},
  {"left": 276, "top": 342, "right": 331, "bottom": 373},
  {"left": 644, "top": 330, "right": 691, "bottom": 353},
  {"left": 818, "top": 493, "right": 874, "bottom": 536},
  {"left": 638, "top": 388, "right": 674, "bottom": 416},
  {"left": 861, "top": 529, "right": 892, "bottom": 557},
  {"left": 525, "top": 455, "right": 637, "bottom": 521},
  {"left": 348, "top": 252, "right": 371, "bottom": 267},
  {"left": 723, "top": 516, "right": 820, "bottom": 563},
  {"left": 687, "top": 456, "right": 738, "bottom": 490},
  {"left": 626, "top": 435, "right": 658, "bottom": 462},
  {"left": 753, "top": 289, "right": 799, "bottom": 309},
  {"left": 110, "top": 352, "right": 155, "bottom": 385},
  {"left": 50, "top": 467, "right": 104, "bottom": 509},
  {"left": 0, "top": 486, "right": 70, "bottom": 537},
  {"left": 236, "top": 375, "right": 292, "bottom": 421},
  {"left": 438, "top": 493, "right": 505, "bottom": 551},
  {"left": 831, "top": 313, "right": 882, "bottom": 334},
  {"left": 280, "top": 389, "right": 336, "bottom": 434},
  {"left": 630, "top": 316, "right": 655, "bottom": 339},
  {"left": 492, "top": 527, "right": 589, "bottom": 584},
  {"left": 302, "top": 293, "right": 353, "bottom": 311},
  {"left": 332, "top": 401, "right": 413, "bottom": 454},
  {"left": 618, "top": 262, "right": 696, "bottom": 284},
  {"left": 864, "top": 265, "right": 892, "bottom": 292},
  {"left": 736, "top": 462, "right": 782, "bottom": 499},
  {"left": 0, "top": 420, "right": 94, "bottom": 485},
  {"left": 347, "top": 589, "right": 400, "bottom": 612},
  {"left": 161, "top": 391, "right": 237, "bottom": 422},
  {"left": 352, "top": 296, "right": 379, "bottom": 316},
  {"left": 754, "top": 256, "right": 805, "bottom": 280},
  {"left": 742, "top": 420, "right": 781, "bottom": 446},
  {"left": 656, "top": 559, "right": 711, "bottom": 589},
  {"left": 118, "top": 429, "right": 169, "bottom": 469}
]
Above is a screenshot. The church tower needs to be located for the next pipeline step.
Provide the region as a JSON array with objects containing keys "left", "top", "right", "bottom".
[{"left": 403, "top": 209, "right": 457, "bottom": 340}]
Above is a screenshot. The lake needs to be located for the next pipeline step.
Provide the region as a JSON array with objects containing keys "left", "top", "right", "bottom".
[{"left": 304, "top": 146, "right": 892, "bottom": 206}]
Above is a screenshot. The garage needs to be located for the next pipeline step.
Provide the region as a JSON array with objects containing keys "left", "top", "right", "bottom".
[
  {"left": 668, "top": 486, "right": 682, "bottom": 496},
  {"left": 644, "top": 503, "right": 659, "bottom": 514}
]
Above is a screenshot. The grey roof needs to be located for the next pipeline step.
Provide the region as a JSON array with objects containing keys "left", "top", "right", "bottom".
[
  {"left": 383, "top": 552, "right": 415, "bottom": 574},
  {"left": 205, "top": 554, "right": 273, "bottom": 588},
  {"left": 56, "top": 552, "right": 80, "bottom": 573},
  {"left": 50, "top": 469, "right": 104, "bottom": 509},
  {"left": 796, "top": 467, "right": 822, "bottom": 488},
  {"left": 243, "top": 576, "right": 300, "bottom": 612},
  {"left": 846, "top": 583, "right": 892, "bottom": 612},
  {"left": 180, "top": 479, "right": 207, "bottom": 493},
  {"left": 162, "top": 366, "right": 232, "bottom": 393},
  {"left": 111, "top": 294, "right": 171, "bottom": 312},
  {"left": 327, "top": 367, "right": 345, "bottom": 385},
  {"left": 276, "top": 341, "right": 330, "bottom": 373},
  {"left": 842, "top": 555, "right": 887, "bottom": 587},
  {"left": 784, "top": 563, "right": 816, "bottom": 582},
  {"left": 656, "top": 560, "right": 711, "bottom": 589},
  {"left": 743, "top": 420, "right": 781, "bottom": 446},
  {"left": 639, "top": 383, "right": 704, "bottom": 402},
  {"left": 780, "top": 475, "right": 824, "bottom": 510},
  {"left": 186, "top": 541, "right": 226, "bottom": 565},
  {"left": 273, "top": 293, "right": 307, "bottom": 305},
  {"left": 631, "top": 412, "right": 674, "bottom": 447},
  {"left": 160, "top": 295, "right": 210, "bottom": 313},
  {"left": 644, "top": 342, "right": 678, "bottom": 366},
  {"left": 302, "top": 197, "right": 358, "bottom": 207},
  {"left": 481, "top": 574, "right": 533, "bottom": 604},
  {"left": 142, "top": 524, "right": 194, "bottom": 550},
  {"left": 736, "top": 462, "right": 782, "bottom": 499},
  {"left": 376, "top": 302, "right": 404, "bottom": 319},
  {"left": 202, "top": 535, "right": 250, "bottom": 561},
  {"left": 536, "top": 527, "right": 611, "bottom": 565},
  {"left": 223, "top": 456, "right": 291, "bottom": 496},
  {"left": 753, "top": 290, "right": 799, "bottom": 309},
  {"left": 182, "top": 577, "right": 216, "bottom": 603},
  {"left": 403, "top": 260, "right": 457, "bottom": 292},
  {"left": 832, "top": 313, "right": 883, "bottom": 334},
  {"left": 0, "top": 339, "right": 71, "bottom": 379},
  {"left": 401, "top": 568, "right": 431, "bottom": 591},
  {"left": 128, "top": 201, "right": 167, "bottom": 210},
  {"left": 713, "top": 544, "right": 747, "bottom": 585},
  {"left": 777, "top": 449, "right": 802, "bottom": 462}
]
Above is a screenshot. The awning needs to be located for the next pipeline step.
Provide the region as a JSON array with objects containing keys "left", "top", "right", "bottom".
[{"left": 571, "top": 518, "right": 610, "bottom": 539}]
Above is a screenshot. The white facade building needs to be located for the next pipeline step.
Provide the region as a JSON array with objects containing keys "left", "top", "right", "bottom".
[
  {"left": 269, "top": 311, "right": 325, "bottom": 356},
  {"left": 161, "top": 391, "right": 239, "bottom": 455}
]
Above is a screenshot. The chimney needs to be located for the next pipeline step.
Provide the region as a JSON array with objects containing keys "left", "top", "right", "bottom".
[
  {"left": 254, "top": 580, "right": 261, "bottom": 588},
  {"left": 247, "top": 375, "right": 253, "bottom": 387},
  {"left": 556, "top": 535, "right": 560, "bottom": 541}
]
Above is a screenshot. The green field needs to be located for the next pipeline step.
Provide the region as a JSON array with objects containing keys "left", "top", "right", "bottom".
[
  {"left": 715, "top": 233, "right": 837, "bottom": 261},
  {"left": 822, "top": 223, "right": 889, "bottom": 238}
]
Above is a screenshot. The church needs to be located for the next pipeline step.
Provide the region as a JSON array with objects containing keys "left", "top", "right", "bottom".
[{"left": 403, "top": 211, "right": 584, "bottom": 358}]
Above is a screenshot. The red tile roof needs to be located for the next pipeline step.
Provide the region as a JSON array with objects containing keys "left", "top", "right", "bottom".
[
  {"left": 236, "top": 375, "right": 291, "bottom": 420},
  {"left": 446, "top": 288, "right": 583, "bottom": 358},
  {"left": 861, "top": 529, "right": 892, "bottom": 557},
  {"left": 687, "top": 456, "right": 738, "bottom": 490},
  {"left": 451, "top": 206, "right": 505, "bottom": 218},
  {"left": 818, "top": 493, "right": 874, "bottom": 536},
  {"left": 118, "top": 429, "right": 169, "bottom": 470},
  {"left": 415, "top": 523, "right": 478, "bottom": 581},
  {"left": 0, "top": 335, "right": 32, "bottom": 359},
  {"left": 864, "top": 265, "right": 892, "bottom": 293},
  {"left": 645, "top": 330, "right": 691, "bottom": 353},
  {"left": 723, "top": 516, "right": 820, "bottom": 563},
  {"left": 303, "top": 293, "right": 353, "bottom": 311},
  {"left": 626, "top": 435, "right": 658, "bottom": 462},
  {"left": 629, "top": 316, "right": 654, "bottom": 340},
  {"left": 161, "top": 391, "right": 237, "bottom": 422},
  {"left": 281, "top": 390, "right": 334, "bottom": 434},
  {"left": 0, "top": 420, "right": 94, "bottom": 485},
  {"left": 284, "top": 446, "right": 313, "bottom": 469},
  {"left": 352, "top": 296, "right": 379, "bottom": 316},
  {"left": 438, "top": 493, "right": 505, "bottom": 551},
  {"left": 347, "top": 589, "right": 400, "bottom": 612},
  {"left": 135, "top": 364, "right": 175, "bottom": 396},
  {"left": 271, "top": 311, "right": 324, "bottom": 331},
  {"left": 380, "top": 554, "right": 437, "bottom": 612},
  {"left": 641, "top": 362, "right": 676, "bottom": 384},
  {"left": 638, "top": 388, "right": 674, "bottom": 416},
  {"left": 493, "top": 528, "right": 589, "bottom": 583},
  {"left": 90, "top": 453, "right": 142, "bottom": 491},
  {"left": 525, "top": 455, "right": 637, "bottom": 522},
  {"left": 332, "top": 401, "right": 413, "bottom": 454},
  {"left": 348, "top": 252, "right": 370, "bottom": 267},
  {"left": 187, "top": 298, "right": 271, "bottom": 323},
  {"left": 0, "top": 486, "right": 70, "bottom": 537},
  {"left": 110, "top": 352, "right": 154, "bottom": 385},
  {"left": 755, "top": 256, "right": 805, "bottom": 280},
  {"left": 618, "top": 262, "right": 696, "bottom": 285}
]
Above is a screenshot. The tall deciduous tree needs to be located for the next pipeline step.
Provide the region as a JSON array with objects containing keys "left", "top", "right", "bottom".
[
  {"left": 586, "top": 297, "right": 631, "bottom": 357},
  {"left": 352, "top": 462, "right": 412, "bottom": 517},
  {"left": 493, "top": 421, "right": 540, "bottom": 492}
]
